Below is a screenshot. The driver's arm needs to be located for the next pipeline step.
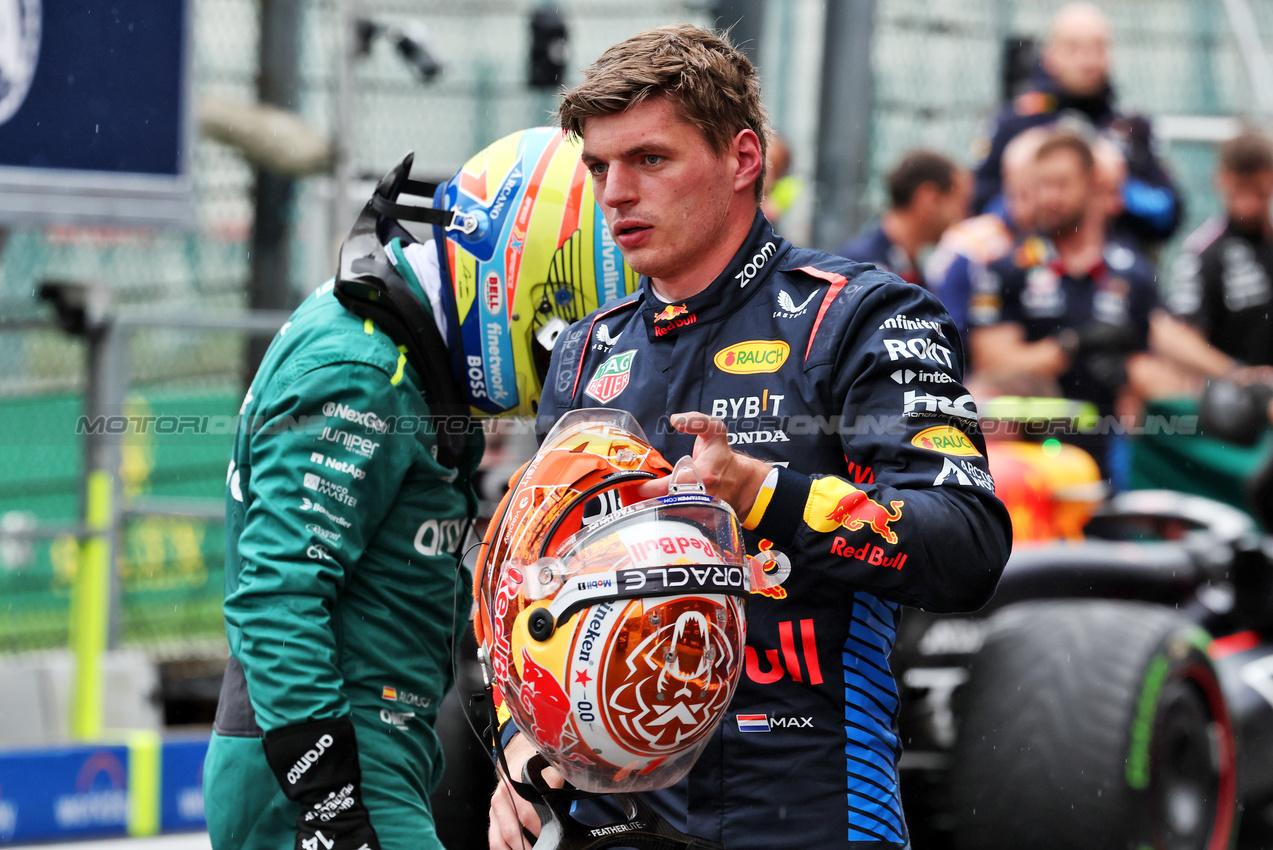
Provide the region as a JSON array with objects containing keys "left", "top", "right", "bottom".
[{"left": 970, "top": 321, "right": 1070, "bottom": 378}]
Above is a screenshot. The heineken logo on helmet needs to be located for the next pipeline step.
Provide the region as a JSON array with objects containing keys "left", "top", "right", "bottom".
[{"left": 585, "top": 350, "right": 636, "bottom": 403}]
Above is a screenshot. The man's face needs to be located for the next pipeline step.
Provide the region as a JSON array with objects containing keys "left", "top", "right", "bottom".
[
  {"left": 581, "top": 98, "right": 743, "bottom": 287},
  {"left": 1043, "top": 13, "right": 1110, "bottom": 98},
  {"left": 1034, "top": 149, "right": 1091, "bottom": 239},
  {"left": 933, "top": 170, "right": 972, "bottom": 236},
  {"left": 1003, "top": 164, "right": 1038, "bottom": 232},
  {"left": 1218, "top": 168, "right": 1273, "bottom": 230}
]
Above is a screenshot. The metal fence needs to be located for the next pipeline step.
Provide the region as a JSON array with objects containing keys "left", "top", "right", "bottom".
[{"left": 4, "top": 0, "right": 1273, "bottom": 653}]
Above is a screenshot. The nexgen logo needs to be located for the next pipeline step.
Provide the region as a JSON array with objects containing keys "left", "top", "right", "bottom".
[
  {"left": 911, "top": 426, "right": 982, "bottom": 457},
  {"left": 714, "top": 341, "right": 790, "bottom": 374}
]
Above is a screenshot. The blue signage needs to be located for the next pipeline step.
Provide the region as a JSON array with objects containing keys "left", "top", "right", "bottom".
[
  {"left": 0, "top": 744, "right": 130, "bottom": 843},
  {"left": 159, "top": 737, "right": 209, "bottom": 832},
  {"left": 0, "top": 0, "right": 192, "bottom": 225}
]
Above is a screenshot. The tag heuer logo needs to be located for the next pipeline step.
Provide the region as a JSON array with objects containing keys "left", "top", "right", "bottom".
[{"left": 585, "top": 350, "right": 636, "bottom": 403}]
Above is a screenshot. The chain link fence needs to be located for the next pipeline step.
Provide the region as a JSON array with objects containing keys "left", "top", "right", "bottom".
[
  {"left": 853, "top": 0, "right": 1273, "bottom": 255},
  {"left": 4, "top": 0, "right": 1273, "bottom": 653},
  {"left": 0, "top": 0, "right": 710, "bottom": 653}
]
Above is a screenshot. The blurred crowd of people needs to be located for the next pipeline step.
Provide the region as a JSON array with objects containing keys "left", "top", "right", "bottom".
[{"left": 809, "top": 1, "right": 1273, "bottom": 489}]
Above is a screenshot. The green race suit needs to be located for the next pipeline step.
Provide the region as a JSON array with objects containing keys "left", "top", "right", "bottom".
[{"left": 203, "top": 273, "right": 481, "bottom": 850}]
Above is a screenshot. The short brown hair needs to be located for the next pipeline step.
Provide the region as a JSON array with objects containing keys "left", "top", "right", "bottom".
[
  {"left": 558, "top": 25, "right": 770, "bottom": 203},
  {"left": 1220, "top": 130, "right": 1273, "bottom": 176},
  {"left": 886, "top": 151, "right": 959, "bottom": 209},
  {"left": 1035, "top": 130, "right": 1095, "bottom": 174}
]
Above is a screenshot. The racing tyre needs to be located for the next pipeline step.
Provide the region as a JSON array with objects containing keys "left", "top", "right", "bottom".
[{"left": 948, "top": 601, "right": 1237, "bottom": 850}]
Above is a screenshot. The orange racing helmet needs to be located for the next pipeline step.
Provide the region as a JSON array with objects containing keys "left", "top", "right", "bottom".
[{"left": 473, "top": 409, "right": 787, "bottom": 793}]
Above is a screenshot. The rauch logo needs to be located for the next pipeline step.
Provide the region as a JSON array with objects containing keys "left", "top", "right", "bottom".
[
  {"left": 713, "top": 341, "right": 790, "bottom": 374},
  {"left": 910, "top": 425, "right": 981, "bottom": 457}
]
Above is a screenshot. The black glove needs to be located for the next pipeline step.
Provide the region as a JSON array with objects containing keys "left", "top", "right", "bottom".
[
  {"left": 1081, "top": 351, "right": 1129, "bottom": 393},
  {"left": 262, "top": 716, "right": 381, "bottom": 850},
  {"left": 1074, "top": 321, "right": 1139, "bottom": 357}
]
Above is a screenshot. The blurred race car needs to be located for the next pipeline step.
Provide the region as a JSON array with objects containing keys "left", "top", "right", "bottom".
[{"left": 896, "top": 407, "right": 1273, "bottom": 850}]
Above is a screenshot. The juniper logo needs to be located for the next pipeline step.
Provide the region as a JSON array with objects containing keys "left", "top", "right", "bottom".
[{"left": 0, "top": 0, "right": 40, "bottom": 127}]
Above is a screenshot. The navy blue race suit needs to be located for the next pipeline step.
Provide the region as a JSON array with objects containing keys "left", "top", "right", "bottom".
[
  {"left": 973, "top": 237, "right": 1157, "bottom": 482},
  {"left": 973, "top": 64, "right": 1181, "bottom": 248},
  {"left": 535, "top": 212, "right": 1012, "bottom": 849},
  {"left": 836, "top": 223, "right": 924, "bottom": 287}
]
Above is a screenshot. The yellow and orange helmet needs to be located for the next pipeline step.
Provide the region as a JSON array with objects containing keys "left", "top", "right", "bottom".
[
  {"left": 474, "top": 409, "right": 785, "bottom": 793},
  {"left": 433, "top": 127, "right": 638, "bottom": 416}
]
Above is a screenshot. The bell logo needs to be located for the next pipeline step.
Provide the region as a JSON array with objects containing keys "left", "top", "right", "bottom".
[
  {"left": 713, "top": 341, "right": 790, "bottom": 374},
  {"left": 484, "top": 271, "right": 503, "bottom": 315}
]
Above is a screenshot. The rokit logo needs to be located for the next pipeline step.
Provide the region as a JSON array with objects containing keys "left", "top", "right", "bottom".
[
  {"left": 890, "top": 369, "right": 955, "bottom": 385},
  {"left": 309, "top": 452, "right": 366, "bottom": 480},
  {"left": 903, "top": 391, "right": 976, "bottom": 421},
  {"left": 303, "top": 473, "right": 358, "bottom": 507},
  {"left": 883, "top": 337, "right": 954, "bottom": 368}
]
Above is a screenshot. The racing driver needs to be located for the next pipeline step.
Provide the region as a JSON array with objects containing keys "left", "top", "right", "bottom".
[{"left": 488, "top": 24, "right": 1013, "bottom": 850}]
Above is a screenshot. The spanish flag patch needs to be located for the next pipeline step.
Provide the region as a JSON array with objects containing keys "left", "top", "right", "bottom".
[{"left": 381, "top": 686, "right": 397, "bottom": 701}]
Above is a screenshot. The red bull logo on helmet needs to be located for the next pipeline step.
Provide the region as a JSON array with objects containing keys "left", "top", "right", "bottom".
[{"left": 519, "top": 646, "right": 571, "bottom": 751}]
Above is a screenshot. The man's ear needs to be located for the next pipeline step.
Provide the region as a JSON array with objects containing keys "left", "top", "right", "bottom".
[{"left": 733, "top": 129, "right": 764, "bottom": 195}]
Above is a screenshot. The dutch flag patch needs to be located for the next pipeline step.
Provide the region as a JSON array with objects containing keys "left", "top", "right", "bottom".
[{"left": 736, "top": 714, "right": 770, "bottom": 733}]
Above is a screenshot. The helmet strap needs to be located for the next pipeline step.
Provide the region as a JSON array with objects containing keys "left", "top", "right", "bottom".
[{"left": 334, "top": 153, "right": 474, "bottom": 468}]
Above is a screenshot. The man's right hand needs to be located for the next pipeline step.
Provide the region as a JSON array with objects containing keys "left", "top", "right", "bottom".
[{"left": 488, "top": 733, "right": 564, "bottom": 850}]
